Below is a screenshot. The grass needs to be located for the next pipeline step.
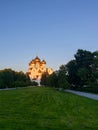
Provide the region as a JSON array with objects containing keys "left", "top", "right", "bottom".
[{"left": 0, "top": 87, "right": 98, "bottom": 130}]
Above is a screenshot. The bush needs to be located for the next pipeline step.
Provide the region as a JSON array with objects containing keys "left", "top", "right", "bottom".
[
  {"left": 13, "top": 81, "right": 27, "bottom": 88},
  {"left": 59, "top": 80, "right": 71, "bottom": 89},
  {"left": 76, "top": 82, "right": 98, "bottom": 94},
  {"left": 30, "top": 81, "right": 38, "bottom": 86}
]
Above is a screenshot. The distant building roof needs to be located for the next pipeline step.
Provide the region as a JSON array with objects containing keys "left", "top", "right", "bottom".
[
  {"left": 29, "top": 56, "right": 41, "bottom": 65},
  {"left": 34, "top": 56, "right": 41, "bottom": 62},
  {"left": 41, "top": 60, "right": 46, "bottom": 64}
]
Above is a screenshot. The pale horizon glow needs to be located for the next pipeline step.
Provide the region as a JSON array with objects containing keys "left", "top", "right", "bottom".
[{"left": 0, "top": 0, "right": 98, "bottom": 72}]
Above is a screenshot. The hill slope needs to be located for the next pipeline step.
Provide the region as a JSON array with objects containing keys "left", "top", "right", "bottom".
[{"left": 0, "top": 87, "right": 98, "bottom": 130}]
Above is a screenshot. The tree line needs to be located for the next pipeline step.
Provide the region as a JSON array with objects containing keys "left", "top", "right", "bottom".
[
  {"left": 40, "top": 49, "right": 98, "bottom": 93},
  {"left": 0, "top": 69, "right": 31, "bottom": 89}
]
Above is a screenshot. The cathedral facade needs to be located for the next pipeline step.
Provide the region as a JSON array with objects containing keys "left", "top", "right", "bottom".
[{"left": 27, "top": 56, "right": 53, "bottom": 81}]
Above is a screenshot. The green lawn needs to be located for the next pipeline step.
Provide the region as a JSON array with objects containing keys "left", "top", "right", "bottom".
[{"left": 0, "top": 87, "right": 98, "bottom": 130}]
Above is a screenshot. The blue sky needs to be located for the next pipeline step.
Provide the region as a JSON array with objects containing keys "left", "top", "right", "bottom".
[{"left": 0, "top": 0, "right": 98, "bottom": 72}]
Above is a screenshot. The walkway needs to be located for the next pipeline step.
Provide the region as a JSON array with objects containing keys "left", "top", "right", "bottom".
[
  {"left": 0, "top": 88, "right": 16, "bottom": 91},
  {"left": 65, "top": 89, "right": 98, "bottom": 101}
]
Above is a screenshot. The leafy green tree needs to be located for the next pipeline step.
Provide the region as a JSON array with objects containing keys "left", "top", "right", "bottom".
[
  {"left": 77, "top": 67, "right": 89, "bottom": 86},
  {"left": 40, "top": 72, "right": 49, "bottom": 86},
  {"left": 47, "top": 71, "right": 58, "bottom": 88},
  {"left": 67, "top": 49, "right": 95, "bottom": 88},
  {"left": 0, "top": 78, "right": 5, "bottom": 88},
  {"left": 58, "top": 71, "right": 70, "bottom": 89},
  {"left": 59, "top": 65, "right": 67, "bottom": 74},
  {"left": 47, "top": 65, "right": 70, "bottom": 89},
  {"left": 58, "top": 65, "right": 70, "bottom": 89},
  {"left": 91, "top": 51, "right": 98, "bottom": 84},
  {"left": 0, "top": 69, "right": 30, "bottom": 88},
  {"left": 75, "top": 49, "right": 94, "bottom": 86},
  {"left": 66, "top": 60, "right": 80, "bottom": 88},
  {"left": 74, "top": 49, "right": 93, "bottom": 68},
  {"left": 0, "top": 69, "right": 15, "bottom": 88}
]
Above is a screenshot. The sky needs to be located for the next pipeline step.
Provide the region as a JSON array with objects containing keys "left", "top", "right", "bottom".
[{"left": 0, "top": 0, "right": 98, "bottom": 72}]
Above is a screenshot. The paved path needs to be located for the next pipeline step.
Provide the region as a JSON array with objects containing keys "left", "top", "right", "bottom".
[
  {"left": 65, "top": 89, "right": 98, "bottom": 101},
  {"left": 0, "top": 88, "right": 16, "bottom": 91}
]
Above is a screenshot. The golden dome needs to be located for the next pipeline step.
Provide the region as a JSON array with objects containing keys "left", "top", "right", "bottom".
[
  {"left": 29, "top": 59, "right": 35, "bottom": 65},
  {"left": 29, "top": 61, "right": 32, "bottom": 65},
  {"left": 41, "top": 60, "right": 46, "bottom": 64},
  {"left": 31, "top": 59, "right": 35, "bottom": 64},
  {"left": 35, "top": 56, "right": 41, "bottom": 62}
]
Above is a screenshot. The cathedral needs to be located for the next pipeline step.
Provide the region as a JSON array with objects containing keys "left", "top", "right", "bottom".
[{"left": 27, "top": 56, "right": 53, "bottom": 81}]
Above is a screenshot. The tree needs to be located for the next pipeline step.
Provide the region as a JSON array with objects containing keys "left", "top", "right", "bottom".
[
  {"left": 74, "top": 49, "right": 93, "bottom": 68},
  {"left": 47, "top": 71, "right": 58, "bottom": 88},
  {"left": 57, "top": 65, "right": 70, "bottom": 89},
  {"left": 74, "top": 49, "right": 94, "bottom": 86},
  {"left": 0, "top": 69, "right": 30, "bottom": 88},
  {"left": 47, "top": 65, "right": 70, "bottom": 89},
  {"left": 0, "top": 69, "right": 15, "bottom": 88},
  {"left": 91, "top": 51, "right": 98, "bottom": 83},
  {"left": 58, "top": 71, "right": 70, "bottom": 89},
  {"left": 77, "top": 67, "right": 89, "bottom": 86},
  {"left": 66, "top": 49, "right": 95, "bottom": 88},
  {"left": 40, "top": 72, "right": 49, "bottom": 86},
  {"left": 59, "top": 64, "right": 67, "bottom": 74},
  {"left": 66, "top": 60, "right": 80, "bottom": 88}
]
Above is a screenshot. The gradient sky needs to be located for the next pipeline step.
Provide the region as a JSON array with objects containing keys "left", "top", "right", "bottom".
[{"left": 0, "top": 0, "right": 98, "bottom": 72}]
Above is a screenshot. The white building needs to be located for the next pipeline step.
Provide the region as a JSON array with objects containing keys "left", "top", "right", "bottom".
[{"left": 27, "top": 56, "right": 53, "bottom": 82}]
